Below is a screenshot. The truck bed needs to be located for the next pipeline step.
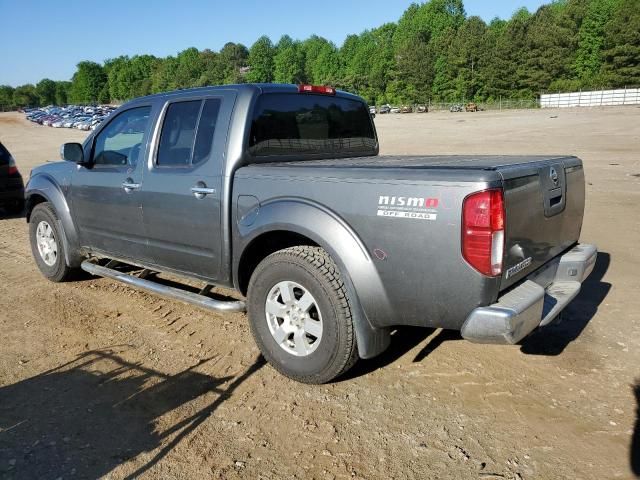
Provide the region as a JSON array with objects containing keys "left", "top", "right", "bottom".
[{"left": 237, "top": 154, "right": 586, "bottom": 328}]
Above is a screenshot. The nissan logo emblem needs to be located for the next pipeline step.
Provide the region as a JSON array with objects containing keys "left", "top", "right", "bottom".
[{"left": 550, "top": 167, "right": 559, "bottom": 186}]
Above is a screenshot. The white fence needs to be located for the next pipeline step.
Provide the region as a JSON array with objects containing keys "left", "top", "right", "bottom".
[{"left": 540, "top": 88, "right": 640, "bottom": 108}]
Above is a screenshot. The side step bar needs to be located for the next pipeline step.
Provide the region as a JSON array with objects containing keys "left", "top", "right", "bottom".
[{"left": 81, "top": 260, "right": 246, "bottom": 313}]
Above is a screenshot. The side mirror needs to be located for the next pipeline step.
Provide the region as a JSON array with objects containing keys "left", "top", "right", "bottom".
[{"left": 60, "top": 142, "right": 85, "bottom": 164}]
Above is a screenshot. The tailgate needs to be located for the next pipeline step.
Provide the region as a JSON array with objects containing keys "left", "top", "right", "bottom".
[{"left": 499, "top": 156, "right": 585, "bottom": 290}]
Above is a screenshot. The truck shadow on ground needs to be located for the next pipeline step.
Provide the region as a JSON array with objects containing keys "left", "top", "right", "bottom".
[
  {"left": 520, "top": 251, "right": 611, "bottom": 356},
  {"left": 340, "top": 327, "right": 461, "bottom": 380},
  {"left": 344, "top": 251, "right": 611, "bottom": 380},
  {"left": 0, "top": 348, "right": 264, "bottom": 479},
  {"left": 633, "top": 380, "right": 640, "bottom": 477}
]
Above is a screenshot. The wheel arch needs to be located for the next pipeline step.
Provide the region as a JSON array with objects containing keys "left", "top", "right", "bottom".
[
  {"left": 26, "top": 174, "right": 83, "bottom": 267},
  {"left": 234, "top": 198, "right": 391, "bottom": 359}
]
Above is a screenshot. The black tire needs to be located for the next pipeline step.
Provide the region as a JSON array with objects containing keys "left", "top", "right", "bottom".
[
  {"left": 247, "top": 246, "right": 358, "bottom": 384},
  {"left": 29, "top": 202, "right": 74, "bottom": 282}
]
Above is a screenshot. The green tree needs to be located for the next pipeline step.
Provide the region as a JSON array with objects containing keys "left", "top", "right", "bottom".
[
  {"left": 35, "top": 78, "right": 57, "bottom": 106},
  {"left": 0, "top": 85, "right": 15, "bottom": 110},
  {"left": 174, "top": 48, "right": 206, "bottom": 89},
  {"left": 394, "top": 0, "right": 465, "bottom": 50},
  {"left": 55, "top": 81, "right": 71, "bottom": 105},
  {"left": 197, "top": 49, "right": 225, "bottom": 86},
  {"left": 12, "top": 0, "right": 640, "bottom": 106},
  {"left": 600, "top": 0, "right": 640, "bottom": 87},
  {"left": 106, "top": 55, "right": 158, "bottom": 101},
  {"left": 457, "top": 16, "right": 488, "bottom": 99},
  {"left": 218, "top": 42, "right": 249, "bottom": 83},
  {"left": 520, "top": 4, "right": 579, "bottom": 94},
  {"left": 105, "top": 56, "right": 129, "bottom": 101},
  {"left": 151, "top": 56, "right": 179, "bottom": 93},
  {"left": 12, "top": 84, "right": 39, "bottom": 108},
  {"left": 273, "top": 36, "right": 305, "bottom": 83},
  {"left": 339, "top": 26, "right": 396, "bottom": 103},
  {"left": 70, "top": 61, "right": 107, "bottom": 104},
  {"left": 300, "top": 35, "right": 343, "bottom": 85},
  {"left": 392, "top": 0, "right": 466, "bottom": 102},
  {"left": 247, "top": 36, "right": 276, "bottom": 83},
  {"left": 476, "top": 9, "right": 532, "bottom": 100},
  {"left": 574, "top": 0, "right": 620, "bottom": 86}
]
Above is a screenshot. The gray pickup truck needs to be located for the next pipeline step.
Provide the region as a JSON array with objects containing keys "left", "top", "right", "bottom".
[{"left": 25, "top": 83, "right": 596, "bottom": 383}]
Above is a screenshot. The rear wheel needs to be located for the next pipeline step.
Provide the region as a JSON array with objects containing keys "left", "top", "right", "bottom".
[
  {"left": 247, "top": 246, "right": 358, "bottom": 384},
  {"left": 29, "top": 203, "right": 74, "bottom": 282}
]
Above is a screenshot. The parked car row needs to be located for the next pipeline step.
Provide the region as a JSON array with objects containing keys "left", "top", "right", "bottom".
[
  {"left": 374, "top": 104, "right": 429, "bottom": 114},
  {"left": 24, "top": 105, "right": 117, "bottom": 131},
  {"left": 449, "top": 102, "right": 482, "bottom": 113},
  {"left": 373, "top": 103, "right": 483, "bottom": 114}
]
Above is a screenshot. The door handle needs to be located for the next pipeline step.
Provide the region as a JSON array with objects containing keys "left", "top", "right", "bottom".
[
  {"left": 122, "top": 179, "right": 140, "bottom": 192},
  {"left": 191, "top": 186, "right": 216, "bottom": 199}
]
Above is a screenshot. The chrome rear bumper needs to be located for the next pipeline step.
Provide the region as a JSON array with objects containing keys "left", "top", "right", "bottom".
[{"left": 461, "top": 243, "right": 597, "bottom": 344}]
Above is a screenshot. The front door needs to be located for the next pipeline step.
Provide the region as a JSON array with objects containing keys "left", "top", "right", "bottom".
[
  {"left": 140, "top": 93, "right": 234, "bottom": 280},
  {"left": 70, "top": 105, "right": 154, "bottom": 261}
]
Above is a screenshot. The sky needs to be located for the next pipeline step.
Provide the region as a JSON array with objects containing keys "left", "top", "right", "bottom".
[{"left": 0, "top": 0, "right": 548, "bottom": 87}]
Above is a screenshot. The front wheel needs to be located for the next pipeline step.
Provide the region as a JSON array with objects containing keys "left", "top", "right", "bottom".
[
  {"left": 247, "top": 246, "right": 358, "bottom": 384},
  {"left": 29, "top": 203, "right": 74, "bottom": 282}
]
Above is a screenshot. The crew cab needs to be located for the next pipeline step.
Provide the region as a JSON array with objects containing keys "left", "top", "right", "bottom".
[{"left": 25, "top": 84, "right": 596, "bottom": 383}]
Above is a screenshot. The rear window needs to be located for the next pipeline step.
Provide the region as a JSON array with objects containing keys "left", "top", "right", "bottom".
[{"left": 249, "top": 93, "right": 376, "bottom": 157}]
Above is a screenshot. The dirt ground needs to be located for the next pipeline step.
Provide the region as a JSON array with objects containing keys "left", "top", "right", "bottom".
[{"left": 0, "top": 107, "right": 638, "bottom": 480}]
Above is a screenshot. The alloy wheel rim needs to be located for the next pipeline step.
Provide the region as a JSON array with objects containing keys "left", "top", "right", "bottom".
[
  {"left": 36, "top": 221, "right": 57, "bottom": 267},
  {"left": 265, "top": 280, "right": 323, "bottom": 357}
]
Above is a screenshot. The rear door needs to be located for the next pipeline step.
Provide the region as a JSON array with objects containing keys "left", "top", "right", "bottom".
[
  {"left": 139, "top": 92, "right": 235, "bottom": 280},
  {"left": 70, "top": 105, "right": 154, "bottom": 261}
]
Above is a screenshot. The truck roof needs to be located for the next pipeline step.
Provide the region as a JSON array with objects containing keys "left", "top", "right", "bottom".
[{"left": 123, "top": 83, "right": 365, "bottom": 107}]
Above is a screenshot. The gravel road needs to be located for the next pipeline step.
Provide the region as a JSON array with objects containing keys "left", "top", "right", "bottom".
[{"left": 0, "top": 107, "right": 638, "bottom": 479}]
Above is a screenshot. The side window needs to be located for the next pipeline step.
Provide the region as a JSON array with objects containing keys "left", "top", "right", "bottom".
[
  {"left": 193, "top": 99, "right": 221, "bottom": 165},
  {"left": 93, "top": 106, "right": 151, "bottom": 166},
  {"left": 157, "top": 101, "right": 201, "bottom": 166},
  {"left": 156, "top": 98, "right": 222, "bottom": 167}
]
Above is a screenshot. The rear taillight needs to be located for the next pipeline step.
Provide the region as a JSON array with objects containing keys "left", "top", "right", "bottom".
[
  {"left": 462, "top": 189, "right": 505, "bottom": 276},
  {"left": 8, "top": 157, "right": 18, "bottom": 176},
  {"left": 298, "top": 84, "right": 336, "bottom": 95}
]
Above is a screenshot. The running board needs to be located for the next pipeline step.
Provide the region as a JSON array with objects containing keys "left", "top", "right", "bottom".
[{"left": 81, "top": 260, "right": 246, "bottom": 313}]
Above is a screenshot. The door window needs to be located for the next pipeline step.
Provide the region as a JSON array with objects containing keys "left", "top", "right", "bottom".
[
  {"left": 193, "top": 99, "right": 221, "bottom": 165},
  {"left": 93, "top": 106, "right": 151, "bottom": 166},
  {"left": 156, "top": 98, "right": 222, "bottom": 167}
]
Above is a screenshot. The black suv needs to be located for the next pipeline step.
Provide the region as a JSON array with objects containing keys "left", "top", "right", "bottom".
[{"left": 0, "top": 142, "right": 25, "bottom": 214}]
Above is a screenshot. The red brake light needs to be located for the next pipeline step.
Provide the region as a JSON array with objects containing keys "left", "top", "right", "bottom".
[
  {"left": 462, "top": 189, "right": 505, "bottom": 276},
  {"left": 298, "top": 84, "right": 336, "bottom": 95},
  {"left": 8, "top": 157, "right": 18, "bottom": 176}
]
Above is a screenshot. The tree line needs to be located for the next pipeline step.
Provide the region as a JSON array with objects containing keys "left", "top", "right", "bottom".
[{"left": 1, "top": 0, "right": 638, "bottom": 110}]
